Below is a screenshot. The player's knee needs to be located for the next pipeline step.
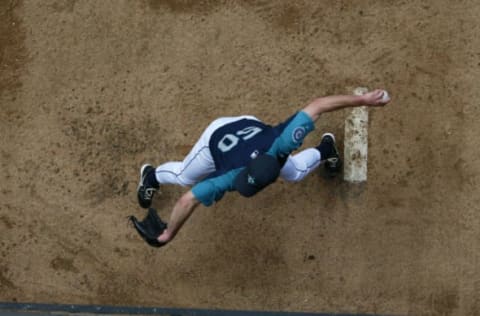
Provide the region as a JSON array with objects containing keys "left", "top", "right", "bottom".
[
  {"left": 177, "top": 176, "right": 196, "bottom": 187},
  {"left": 281, "top": 173, "right": 304, "bottom": 183}
]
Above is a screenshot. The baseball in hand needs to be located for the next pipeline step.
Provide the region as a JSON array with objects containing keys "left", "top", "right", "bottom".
[{"left": 381, "top": 90, "right": 390, "bottom": 103}]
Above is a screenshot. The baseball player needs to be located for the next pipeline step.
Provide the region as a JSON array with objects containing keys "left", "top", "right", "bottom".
[{"left": 134, "top": 89, "right": 390, "bottom": 247}]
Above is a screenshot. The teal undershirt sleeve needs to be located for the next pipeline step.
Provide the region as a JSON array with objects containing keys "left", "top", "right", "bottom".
[
  {"left": 191, "top": 168, "right": 242, "bottom": 206},
  {"left": 267, "top": 111, "right": 315, "bottom": 158}
]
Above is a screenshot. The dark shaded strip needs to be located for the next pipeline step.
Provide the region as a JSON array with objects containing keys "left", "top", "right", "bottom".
[{"left": 0, "top": 302, "right": 399, "bottom": 316}]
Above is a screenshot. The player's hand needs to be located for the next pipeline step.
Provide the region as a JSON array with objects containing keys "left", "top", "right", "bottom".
[
  {"left": 157, "top": 229, "right": 172, "bottom": 244},
  {"left": 362, "top": 89, "right": 390, "bottom": 106}
]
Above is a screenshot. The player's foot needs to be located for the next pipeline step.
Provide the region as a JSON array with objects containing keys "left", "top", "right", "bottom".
[
  {"left": 137, "top": 164, "right": 159, "bottom": 209},
  {"left": 318, "top": 133, "right": 342, "bottom": 174}
]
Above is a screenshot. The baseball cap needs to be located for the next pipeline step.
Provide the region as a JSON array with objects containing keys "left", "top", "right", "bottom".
[{"left": 234, "top": 154, "right": 281, "bottom": 197}]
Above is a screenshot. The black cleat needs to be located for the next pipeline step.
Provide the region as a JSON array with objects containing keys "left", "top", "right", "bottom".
[
  {"left": 137, "top": 164, "right": 159, "bottom": 209},
  {"left": 319, "top": 133, "right": 342, "bottom": 175}
]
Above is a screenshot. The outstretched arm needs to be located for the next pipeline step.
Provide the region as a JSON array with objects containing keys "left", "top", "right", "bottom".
[
  {"left": 157, "top": 190, "right": 200, "bottom": 244},
  {"left": 157, "top": 170, "right": 238, "bottom": 245},
  {"left": 303, "top": 89, "right": 390, "bottom": 121}
]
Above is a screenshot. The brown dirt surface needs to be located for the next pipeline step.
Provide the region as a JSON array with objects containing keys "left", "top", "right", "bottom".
[{"left": 1, "top": 1, "right": 480, "bottom": 315}]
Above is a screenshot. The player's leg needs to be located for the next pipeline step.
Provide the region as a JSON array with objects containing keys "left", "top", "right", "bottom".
[
  {"left": 280, "top": 148, "right": 321, "bottom": 182},
  {"left": 280, "top": 133, "right": 340, "bottom": 182},
  {"left": 153, "top": 118, "right": 223, "bottom": 187},
  {"left": 154, "top": 134, "right": 215, "bottom": 187}
]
